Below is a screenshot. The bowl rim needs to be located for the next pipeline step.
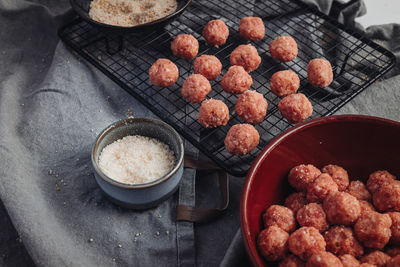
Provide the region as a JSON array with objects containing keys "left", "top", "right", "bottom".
[
  {"left": 240, "top": 114, "right": 400, "bottom": 267},
  {"left": 91, "top": 117, "right": 184, "bottom": 189},
  {"left": 70, "top": 0, "right": 193, "bottom": 31}
]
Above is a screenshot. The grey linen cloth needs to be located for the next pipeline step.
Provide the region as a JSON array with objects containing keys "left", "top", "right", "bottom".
[
  {"left": 0, "top": 1, "right": 399, "bottom": 267},
  {"left": 0, "top": 1, "right": 197, "bottom": 267}
]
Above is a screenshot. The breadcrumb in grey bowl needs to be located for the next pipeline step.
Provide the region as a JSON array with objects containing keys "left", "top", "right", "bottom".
[{"left": 91, "top": 117, "right": 184, "bottom": 209}]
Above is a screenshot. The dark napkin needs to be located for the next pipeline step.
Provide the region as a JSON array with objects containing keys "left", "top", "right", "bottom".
[{"left": 0, "top": 0, "right": 399, "bottom": 267}]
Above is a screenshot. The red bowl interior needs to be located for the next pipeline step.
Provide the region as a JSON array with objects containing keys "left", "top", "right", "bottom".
[{"left": 240, "top": 115, "right": 400, "bottom": 267}]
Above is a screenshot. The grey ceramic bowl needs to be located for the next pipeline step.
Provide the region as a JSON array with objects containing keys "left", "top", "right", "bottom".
[{"left": 91, "top": 117, "right": 184, "bottom": 209}]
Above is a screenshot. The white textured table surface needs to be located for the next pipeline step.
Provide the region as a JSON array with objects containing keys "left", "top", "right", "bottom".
[{"left": 356, "top": 0, "right": 400, "bottom": 27}]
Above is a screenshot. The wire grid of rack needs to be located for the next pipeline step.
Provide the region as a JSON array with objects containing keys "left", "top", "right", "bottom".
[{"left": 59, "top": 0, "right": 395, "bottom": 176}]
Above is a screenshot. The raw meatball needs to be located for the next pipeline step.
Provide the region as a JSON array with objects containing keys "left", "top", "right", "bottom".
[
  {"left": 285, "top": 192, "right": 307, "bottom": 214},
  {"left": 239, "top": 17, "right": 265, "bottom": 40},
  {"left": 373, "top": 181, "right": 400, "bottom": 212},
  {"left": 354, "top": 211, "right": 392, "bottom": 249},
  {"left": 198, "top": 99, "right": 229, "bottom": 128},
  {"left": 193, "top": 55, "right": 222, "bottom": 80},
  {"left": 387, "top": 255, "right": 400, "bottom": 267},
  {"left": 221, "top": 65, "right": 253, "bottom": 94},
  {"left": 230, "top": 44, "right": 261, "bottom": 72},
  {"left": 307, "top": 58, "right": 333, "bottom": 88},
  {"left": 386, "top": 247, "right": 400, "bottom": 257},
  {"left": 306, "top": 252, "right": 343, "bottom": 267},
  {"left": 346, "top": 180, "right": 371, "bottom": 201},
  {"left": 359, "top": 200, "right": 376, "bottom": 214},
  {"left": 269, "top": 36, "right": 298, "bottom": 62},
  {"left": 235, "top": 90, "right": 268, "bottom": 124},
  {"left": 388, "top": 212, "right": 400, "bottom": 245},
  {"left": 288, "top": 164, "right": 321, "bottom": 192},
  {"left": 288, "top": 226, "right": 326, "bottom": 260},
  {"left": 367, "top": 170, "right": 396, "bottom": 194},
  {"left": 279, "top": 254, "right": 305, "bottom": 267},
  {"left": 321, "top": 164, "right": 349, "bottom": 191},
  {"left": 359, "top": 264, "right": 376, "bottom": 267},
  {"left": 324, "top": 226, "right": 364, "bottom": 257},
  {"left": 181, "top": 74, "right": 211, "bottom": 103},
  {"left": 278, "top": 93, "right": 313, "bottom": 124},
  {"left": 149, "top": 58, "right": 179, "bottom": 87},
  {"left": 296, "top": 203, "right": 328, "bottom": 232},
  {"left": 360, "top": 251, "right": 391, "bottom": 267},
  {"left": 270, "top": 70, "right": 300, "bottom": 97},
  {"left": 263, "top": 205, "right": 297, "bottom": 233},
  {"left": 323, "top": 191, "right": 361, "bottom": 225},
  {"left": 339, "top": 255, "right": 360, "bottom": 267},
  {"left": 258, "top": 226, "right": 289, "bottom": 261},
  {"left": 202, "top": 19, "right": 229, "bottom": 47},
  {"left": 224, "top": 124, "right": 259, "bottom": 155},
  {"left": 171, "top": 34, "right": 199, "bottom": 59},
  {"left": 306, "top": 173, "right": 338, "bottom": 203}
]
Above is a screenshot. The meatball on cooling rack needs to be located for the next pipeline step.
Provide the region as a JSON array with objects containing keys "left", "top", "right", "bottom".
[
  {"left": 202, "top": 19, "right": 229, "bottom": 47},
  {"left": 171, "top": 34, "right": 199, "bottom": 59}
]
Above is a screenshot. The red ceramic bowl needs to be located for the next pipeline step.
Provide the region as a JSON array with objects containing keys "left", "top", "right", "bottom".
[{"left": 240, "top": 115, "right": 400, "bottom": 267}]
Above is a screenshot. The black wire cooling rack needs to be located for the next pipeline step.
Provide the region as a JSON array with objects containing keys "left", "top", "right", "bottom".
[{"left": 59, "top": 0, "right": 395, "bottom": 176}]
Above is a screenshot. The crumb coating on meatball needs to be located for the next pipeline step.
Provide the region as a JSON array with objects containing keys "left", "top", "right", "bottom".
[
  {"left": 321, "top": 164, "right": 349, "bottom": 191},
  {"left": 288, "top": 164, "right": 321, "bottom": 192},
  {"left": 221, "top": 65, "right": 253, "bottom": 94},
  {"left": 258, "top": 226, "right": 289, "bottom": 261},
  {"left": 198, "top": 99, "right": 229, "bottom": 128},
  {"left": 359, "top": 200, "right": 376, "bottom": 214},
  {"left": 324, "top": 226, "right": 363, "bottom": 257},
  {"left": 270, "top": 70, "right": 300, "bottom": 97},
  {"left": 264, "top": 205, "right": 297, "bottom": 233},
  {"left": 278, "top": 93, "right": 313, "bottom": 124},
  {"left": 360, "top": 251, "right": 391, "bottom": 267},
  {"left": 285, "top": 192, "right": 308, "bottom": 214},
  {"left": 224, "top": 124, "right": 259, "bottom": 155},
  {"left": 269, "top": 36, "right": 298, "bottom": 62},
  {"left": 288, "top": 226, "right": 326, "bottom": 260},
  {"left": 235, "top": 90, "right": 268, "bottom": 124},
  {"left": 171, "top": 34, "right": 199, "bottom": 59},
  {"left": 339, "top": 254, "right": 360, "bottom": 267},
  {"left": 307, "top": 58, "right": 333, "bottom": 88},
  {"left": 373, "top": 181, "right": 400, "bottom": 212},
  {"left": 149, "top": 58, "right": 179, "bottom": 87},
  {"left": 387, "top": 212, "right": 400, "bottom": 245},
  {"left": 296, "top": 203, "right": 328, "bottom": 232},
  {"left": 230, "top": 44, "right": 261, "bottom": 72},
  {"left": 387, "top": 255, "right": 400, "bottom": 267},
  {"left": 239, "top": 17, "right": 265, "bottom": 40},
  {"left": 346, "top": 180, "right": 371, "bottom": 201},
  {"left": 323, "top": 191, "right": 361, "bottom": 226},
  {"left": 193, "top": 55, "right": 222, "bottom": 80},
  {"left": 354, "top": 211, "right": 392, "bottom": 249},
  {"left": 306, "top": 173, "right": 338, "bottom": 203},
  {"left": 367, "top": 170, "right": 396, "bottom": 194},
  {"left": 203, "top": 19, "right": 229, "bottom": 47},
  {"left": 279, "top": 254, "right": 305, "bottom": 267},
  {"left": 386, "top": 247, "right": 400, "bottom": 257},
  {"left": 181, "top": 74, "right": 211, "bottom": 103},
  {"left": 306, "top": 251, "right": 342, "bottom": 267}
]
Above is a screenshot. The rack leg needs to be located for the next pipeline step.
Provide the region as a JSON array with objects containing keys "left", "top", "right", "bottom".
[
  {"left": 105, "top": 35, "right": 123, "bottom": 55},
  {"left": 336, "top": 43, "right": 365, "bottom": 77}
]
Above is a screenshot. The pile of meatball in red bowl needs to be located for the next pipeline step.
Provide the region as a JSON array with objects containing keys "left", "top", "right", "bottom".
[{"left": 240, "top": 115, "right": 400, "bottom": 267}]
